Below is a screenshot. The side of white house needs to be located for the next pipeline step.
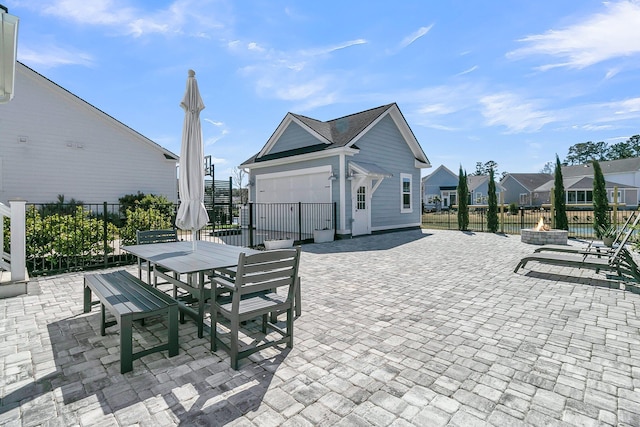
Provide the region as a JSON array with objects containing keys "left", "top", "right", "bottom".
[{"left": 0, "top": 62, "right": 178, "bottom": 204}]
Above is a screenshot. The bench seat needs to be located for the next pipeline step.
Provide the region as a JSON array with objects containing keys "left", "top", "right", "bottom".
[{"left": 83, "top": 270, "right": 179, "bottom": 373}]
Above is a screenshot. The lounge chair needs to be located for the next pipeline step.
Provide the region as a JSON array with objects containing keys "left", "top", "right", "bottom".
[
  {"left": 533, "top": 211, "right": 639, "bottom": 255},
  {"left": 515, "top": 235, "right": 640, "bottom": 282}
]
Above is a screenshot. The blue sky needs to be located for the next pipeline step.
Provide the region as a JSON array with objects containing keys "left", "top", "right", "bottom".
[{"left": 7, "top": 0, "right": 640, "bottom": 179}]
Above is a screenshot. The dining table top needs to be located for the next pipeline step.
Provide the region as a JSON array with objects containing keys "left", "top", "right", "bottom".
[{"left": 122, "top": 240, "right": 260, "bottom": 274}]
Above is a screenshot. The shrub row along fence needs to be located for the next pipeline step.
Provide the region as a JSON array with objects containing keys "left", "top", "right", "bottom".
[
  {"left": 9, "top": 202, "right": 335, "bottom": 277},
  {"left": 421, "top": 206, "right": 637, "bottom": 238}
]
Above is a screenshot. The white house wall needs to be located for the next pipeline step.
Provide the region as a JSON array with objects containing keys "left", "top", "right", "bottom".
[{"left": 0, "top": 64, "right": 177, "bottom": 204}]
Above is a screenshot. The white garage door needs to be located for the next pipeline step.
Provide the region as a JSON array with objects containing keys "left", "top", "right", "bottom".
[
  {"left": 255, "top": 169, "right": 332, "bottom": 236},
  {"left": 256, "top": 172, "right": 331, "bottom": 203}
]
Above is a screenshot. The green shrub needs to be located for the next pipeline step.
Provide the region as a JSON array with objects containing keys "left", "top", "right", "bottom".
[
  {"left": 26, "top": 205, "right": 118, "bottom": 265},
  {"left": 119, "top": 193, "right": 175, "bottom": 220},
  {"left": 119, "top": 206, "right": 173, "bottom": 246},
  {"left": 509, "top": 203, "right": 518, "bottom": 215}
]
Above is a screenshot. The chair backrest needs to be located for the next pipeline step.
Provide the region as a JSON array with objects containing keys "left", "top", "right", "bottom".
[
  {"left": 234, "top": 247, "right": 301, "bottom": 298},
  {"left": 136, "top": 229, "right": 178, "bottom": 245},
  {"left": 612, "top": 211, "right": 637, "bottom": 246},
  {"left": 608, "top": 215, "right": 640, "bottom": 265}
]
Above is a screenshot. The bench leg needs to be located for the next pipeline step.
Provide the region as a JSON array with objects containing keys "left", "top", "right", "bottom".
[
  {"left": 167, "top": 305, "right": 179, "bottom": 357},
  {"left": 83, "top": 281, "right": 92, "bottom": 313},
  {"left": 100, "top": 303, "right": 107, "bottom": 336},
  {"left": 120, "top": 316, "right": 133, "bottom": 374}
]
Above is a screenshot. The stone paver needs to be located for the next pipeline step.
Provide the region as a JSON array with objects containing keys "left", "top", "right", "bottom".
[{"left": 1, "top": 229, "right": 640, "bottom": 425}]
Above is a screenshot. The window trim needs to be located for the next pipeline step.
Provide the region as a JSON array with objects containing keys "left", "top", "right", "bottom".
[{"left": 400, "top": 173, "right": 412, "bottom": 213}]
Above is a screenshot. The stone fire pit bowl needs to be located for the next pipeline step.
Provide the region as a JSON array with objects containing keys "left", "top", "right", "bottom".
[{"left": 521, "top": 228, "right": 568, "bottom": 245}]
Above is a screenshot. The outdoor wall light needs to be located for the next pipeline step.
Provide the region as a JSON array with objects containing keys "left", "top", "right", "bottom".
[
  {"left": 0, "top": 5, "right": 19, "bottom": 104},
  {"left": 328, "top": 172, "right": 337, "bottom": 180}
]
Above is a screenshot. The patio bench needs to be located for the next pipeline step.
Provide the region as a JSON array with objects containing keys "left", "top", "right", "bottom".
[{"left": 83, "top": 270, "right": 179, "bottom": 373}]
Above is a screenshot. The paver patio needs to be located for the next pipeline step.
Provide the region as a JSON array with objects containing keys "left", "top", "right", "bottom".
[{"left": 2, "top": 228, "right": 640, "bottom": 426}]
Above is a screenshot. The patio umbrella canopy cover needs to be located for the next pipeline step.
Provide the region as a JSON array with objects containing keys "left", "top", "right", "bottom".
[{"left": 176, "top": 69, "right": 209, "bottom": 247}]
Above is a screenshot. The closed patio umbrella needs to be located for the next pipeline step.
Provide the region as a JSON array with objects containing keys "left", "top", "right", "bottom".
[{"left": 175, "top": 69, "right": 209, "bottom": 250}]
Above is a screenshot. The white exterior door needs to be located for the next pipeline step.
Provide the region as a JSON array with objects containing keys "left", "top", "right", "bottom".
[{"left": 352, "top": 184, "right": 370, "bottom": 236}]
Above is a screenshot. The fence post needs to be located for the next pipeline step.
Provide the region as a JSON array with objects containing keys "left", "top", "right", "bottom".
[
  {"left": 9, "top": 200, "right": 26, "bottom": 282},
  {"left": 298, "top": 202, "right": 302, "bottom": 242},
  {"left": 228, "top": 177, "right": 233, "bottom": 225},
  {"left": 248, "top": 203, "right": 254, "bottom": 247},
  {"left": 613, "top": 186, "right": 618, "bottom": 227},
  {"left": 520, "top": 207, "right": 524, "bottom": 230},
  {"left": 500, "top": 192, "right": 504, "bottom": 234},
  {"left": 103, "top": 202, "right": 108, "bottom": 267}
]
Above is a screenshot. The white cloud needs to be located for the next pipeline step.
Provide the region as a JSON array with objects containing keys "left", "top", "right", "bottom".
[
  {"left": 479, "top": 92, "right": 555, "bottom": 133},
  {"left": 29, "top": 0, "right": 225, "bottom": 37},
  {"left": 417, "top": 103, "right": 457, "bottom": 115},
  {"left": 399, "top": 25, "right": 433, "bottom": 49},
  {"left": 456, "top": 65, "right": 478, "bottom": 76},
  {"left": 300, "top": 39, "right": 367, "bottom": 57},
  {"left": 204, "top": 119, "right": 225, "bottom": 127},
  {"left": 18, "top": 45, "right": 95, "bottom": 68},
  {"left": 508, "top": 1, "right": 640, "bottom": 70}
]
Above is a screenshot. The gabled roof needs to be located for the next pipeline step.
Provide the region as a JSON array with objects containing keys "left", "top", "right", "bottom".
[
  {"left": 533, "top": 176, "right": 636, "bottom": 192},
  {"left": 562, "top": 157, "right": 640, "bottom": 177},
  {"left": 16, "top": 62, "right": 178, "bottom": 161},
  {"left": 242, "top": 103, "right": 430, "bottom": 167},
  {"left": 422, "top": 164, "right": 457, "bottom": 183},
  {"left": 502, "top": 173, "right": 553, "bottom": 191},
  {"left": 467, "top": 175, "right": 487, "bottom": 192}
]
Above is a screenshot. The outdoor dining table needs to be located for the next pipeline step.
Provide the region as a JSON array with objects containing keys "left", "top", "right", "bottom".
[{"left": 121, "top": 240, "right": 260, "bottom": 338}]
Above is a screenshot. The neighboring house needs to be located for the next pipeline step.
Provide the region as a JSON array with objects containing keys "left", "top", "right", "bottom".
[
  {"left": 241, "top": 103, "right": 431, "bottom": 237},
  {"left": 421, "top": 165, "right": 458, "bottom": 211},
  {"left": 0, "top": 62, "right": 179, "bottom": 205},
  {"left": 532, "top": 177, "right": 638, "bottom": 207},
  {"left": 500, "top": 173, "right": 554, "bottom": 207},
  {"left": 467, "top": 175, "right": 504, "bottom": 206},
  {"left": 421, "top": 165, "right": 503, "bottom": 210},
  {"left": 562, "top": 157, "right": 640, "bottom": 187}
]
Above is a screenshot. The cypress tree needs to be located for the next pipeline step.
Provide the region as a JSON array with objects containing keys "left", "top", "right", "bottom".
[
  {"left": 457, "top": 166, "right": 469, "bottom": 231},
  {"left": 592, "top": 160, "right": 610, "bottom": 237},
  {"left": 487, "top": 168, "right": 499, "bottom": 232},
  {"left": 553, "top": 155, "right": 569, "bottom": 230}
]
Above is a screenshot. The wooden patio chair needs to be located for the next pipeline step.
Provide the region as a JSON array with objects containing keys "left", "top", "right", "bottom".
[
  {"left": 210, "top": 247, "right": 301, "bottom": 369},
  {"left": 136, "top": 229, "right": 178, "bottom": 287}
]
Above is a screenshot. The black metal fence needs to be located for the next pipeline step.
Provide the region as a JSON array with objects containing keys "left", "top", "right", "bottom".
[
  {"left": 21, "top": 201, "right": 336, "bottom": 276},
  {"left": 422, "top": 206, "right": 637, "bottom": 238}
]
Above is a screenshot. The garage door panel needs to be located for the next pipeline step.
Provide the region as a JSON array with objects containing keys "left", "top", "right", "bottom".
[{"left": 257, "top": 173, "right": 330, "bottom": 203}]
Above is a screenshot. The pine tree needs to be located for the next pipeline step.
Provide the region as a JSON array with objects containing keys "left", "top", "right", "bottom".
[
  {"left": 592, "top": 160, "right": 610, "bottom": 237},
  {"left": 487, "top": 168, "right": 499, "bottom": 232},
  {"left": 457, "top": 166, "right": 469, "bottom": 231},
  {"left": 553, "top": 155, "right": 569, "bottom": 230}
]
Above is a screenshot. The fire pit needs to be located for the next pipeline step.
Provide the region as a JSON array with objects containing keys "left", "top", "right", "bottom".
[{"left": 521, "top": 218, "right": 568, "bottom": 245}]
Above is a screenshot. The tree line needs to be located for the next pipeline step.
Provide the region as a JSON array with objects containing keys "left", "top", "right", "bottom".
[{"left": 473, "top": 134, "right": 640, "bottom": 177}]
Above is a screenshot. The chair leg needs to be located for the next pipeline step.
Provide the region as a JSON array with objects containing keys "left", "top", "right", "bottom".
[
  {"left": 262, "top": 314, "right": 268, "bottom": 334},
  {"left": 211, "top": 305, "right": 218, "bottom": 352},
  {"left": 230, "top": 316, "right": 239, "bottom": 370},
  {"left": 286, "top": 307, "right": 293, "bottom": 348}
]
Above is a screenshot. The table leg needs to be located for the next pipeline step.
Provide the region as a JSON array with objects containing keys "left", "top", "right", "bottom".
[{"left": 197, "top": 271, "right": 205, "bottom": 338}]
